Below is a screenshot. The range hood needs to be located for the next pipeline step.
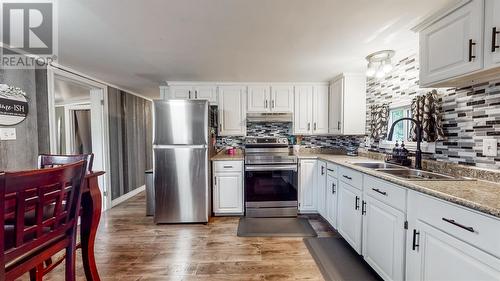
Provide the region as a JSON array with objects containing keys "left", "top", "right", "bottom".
[{"left": 246, "top": 112, "right": 293, "bottom": 122}]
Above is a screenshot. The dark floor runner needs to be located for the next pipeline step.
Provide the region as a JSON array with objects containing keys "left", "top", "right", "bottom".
[
  {"left": 304, "top": 237, "right": 382, "bottom": 281},
  {"left": 237, "top": 217, "right": 317, "bottom": 237}
]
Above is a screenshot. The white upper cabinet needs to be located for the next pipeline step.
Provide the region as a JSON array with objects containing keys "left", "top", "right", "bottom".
[
  {"left": 218, "top": 85, "right": 247, "bottom": 136},
  {"left": 328, "top": 74, "right": 366, "bottom": 135},
  {"left": 293, "top": 84, "right": 330, "bottom": 135},
  {"left": 247, "top": 84, "right": 294, "bottom": 113},
  {"left": 485, "top": 0, "right": 500, "bottom": 67},
  {"left": 294, "top": 85, "right": 314, "bottom": 135},
  {"left": 419, "top": 0, "right": 484, "bottom": 87},
  {"left": 271, "top": 85, "right": 294, "bottom": 112},
  {"left": 313, "top": 85, "right": 329, "bottom": 134},
  {"left": 165, "top": 84, "right": 218, "bottom": 104},
  {"left": 247, "top": 85, "right": 271, "bottom": 113}
]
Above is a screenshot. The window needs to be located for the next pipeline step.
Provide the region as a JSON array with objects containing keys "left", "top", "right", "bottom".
[{"left": 388, "top": 106, "right": 412, "bottom": 142}]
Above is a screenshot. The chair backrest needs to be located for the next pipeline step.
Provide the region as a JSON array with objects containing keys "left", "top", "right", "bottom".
[
  {"left": 0, "top": 160, "right": 87, "bottom": 268},
  {"left": 38, "top": 154, "right": 94, "bottom": 173}
]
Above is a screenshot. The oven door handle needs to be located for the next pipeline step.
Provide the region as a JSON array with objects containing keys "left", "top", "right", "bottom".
[{"left": 245, "top": 165, "right": 298, "bottom": 172}]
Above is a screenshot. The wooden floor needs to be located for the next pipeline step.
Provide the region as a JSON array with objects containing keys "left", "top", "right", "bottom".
[{"left": 21, "top": 192, "right": 337, "bottom": 281}]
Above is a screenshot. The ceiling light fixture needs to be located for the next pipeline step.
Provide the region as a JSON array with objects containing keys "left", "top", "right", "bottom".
[{"left": 365, "top": 50, "right": 395, "bottom": 78}]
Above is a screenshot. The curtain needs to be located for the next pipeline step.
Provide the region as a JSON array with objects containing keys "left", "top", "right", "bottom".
[
  {"left": 410, "top": 90, "right": 445, "bottom": 142},
  {"left": 370, "top": 104, "right": 389, "bottom": 140}
]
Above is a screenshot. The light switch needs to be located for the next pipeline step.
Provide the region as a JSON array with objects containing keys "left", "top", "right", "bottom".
[
  {"left": 483, "top": 139, "right": 498, "bottom": 157},
  {"left": 0, "top": 128, "right": 16, "bottom": 140}
]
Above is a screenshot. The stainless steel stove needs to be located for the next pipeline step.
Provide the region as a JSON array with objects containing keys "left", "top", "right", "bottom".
[{"left": 244, "top": 137, "right": 298, "bottom": 217}]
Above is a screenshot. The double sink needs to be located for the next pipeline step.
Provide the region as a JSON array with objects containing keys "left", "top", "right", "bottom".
[{"left": 352, "top": 162, "right": 469, "bottom": 181}]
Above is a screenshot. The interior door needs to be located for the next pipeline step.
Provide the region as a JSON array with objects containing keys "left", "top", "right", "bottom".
[
  {"left": 337, "top": 181, "right": 362, "bottom": 254},
  {"left": 419, "top": 0, "right": 484, "bottom": 86},
  {"left": 362, "top": 195, "right": 406, "bottom": 281},
  {"left": 294, "top": 86, "right": 312, "bottom": 135},
  {"left": 406, "top": 220, "right": 500, "bottom": 281},
  {"left": 271, "top": 85, "right": 294, "bottom": 112},
  {"left": 247, "top": 85, "right": 270, "bottom": 113},
  {"left": 485, "top": 0, "right": 500, "bottom": 67},
  {"left": 313, "top": 85, "right": 329, "bottom": 134},
  {"left": 329, "top": 78, "right": 343, "bottom": 134}
]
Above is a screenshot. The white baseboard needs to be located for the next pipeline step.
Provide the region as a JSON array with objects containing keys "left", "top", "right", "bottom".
[{"left": 111, "top": 185, "right": 145, "bottom": 207}]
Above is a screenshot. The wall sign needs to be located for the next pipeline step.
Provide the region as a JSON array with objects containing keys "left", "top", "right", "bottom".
[{"left": 0, "top": 84, "right": 29, "bottom": 126}]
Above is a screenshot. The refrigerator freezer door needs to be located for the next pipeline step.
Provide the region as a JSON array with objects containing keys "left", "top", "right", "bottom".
[
  {"left": 153, "top": 100, "right": 208, "bottom": 145},
  {"left": 154, "top": 146, "right": 208, "bottom": 223}
]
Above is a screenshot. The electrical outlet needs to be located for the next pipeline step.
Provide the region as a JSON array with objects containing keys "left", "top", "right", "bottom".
[
  {"left": 0, "top": 128, "right": 16, "bottom": 140},
  {"left": 483, "top": 139, "right": 498, "bottom": 157}
]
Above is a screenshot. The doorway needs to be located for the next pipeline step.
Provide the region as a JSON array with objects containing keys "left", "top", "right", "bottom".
[{"left": 48, "top": 66, "right": 111, "bottom": 210}]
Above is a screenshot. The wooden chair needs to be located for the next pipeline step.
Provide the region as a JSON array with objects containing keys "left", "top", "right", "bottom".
[
  {"left": 0, "top": 160, "right": 87, "bottom": 281},
  {"left": 38, "top": 154, "right": 94, "bottom": 173}
]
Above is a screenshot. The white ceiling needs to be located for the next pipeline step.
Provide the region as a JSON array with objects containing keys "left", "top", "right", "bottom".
[{"left": 58, "top": 0, "right": 454, "bottom": 98}]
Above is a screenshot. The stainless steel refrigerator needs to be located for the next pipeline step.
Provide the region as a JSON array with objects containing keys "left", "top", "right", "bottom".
[{"left": 153, "top": 99, "right": 212, "bottom": 223}]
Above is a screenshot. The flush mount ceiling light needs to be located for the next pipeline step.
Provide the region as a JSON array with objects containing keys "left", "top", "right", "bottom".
[{"left": 365, "top": 50, "right": 395, "bottom": 78}]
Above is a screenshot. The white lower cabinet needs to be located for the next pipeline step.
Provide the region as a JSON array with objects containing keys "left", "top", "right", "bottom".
[
  {"left": 337, "top": 180, "right": 363, "bottom": 254},
  {"left": 317, "top": 160, "right": 327, "bottom": 218},
  {"left": 362, "top": 194, "right": 406, "bottom": 281},
  {"left": 298, "top": 159, "right": 317, "bottom": 213},
  {"left": 325, "top": 172, "right": 338, "bottom": 228},
  {"left": 406, "top": 191, "right": 500, "bottom": 281},
  {"left": 213, "top": 161, "right": 243, "bottom": 215}
]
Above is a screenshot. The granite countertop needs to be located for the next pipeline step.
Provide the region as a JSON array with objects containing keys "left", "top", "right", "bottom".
[
  {"left": 296, "top": 153, "right": 500, "bottom": 219},
  {"left": 211, "top": 149, "right": 245, "bottom": 161}
]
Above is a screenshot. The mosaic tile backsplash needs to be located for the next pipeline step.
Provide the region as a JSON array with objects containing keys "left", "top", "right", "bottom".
[
  {"left": 366, "top": 54, "right": 500, "bottom": 169},
  {"left": 216, "top": 122, "right": 363, "bottom": 150}
]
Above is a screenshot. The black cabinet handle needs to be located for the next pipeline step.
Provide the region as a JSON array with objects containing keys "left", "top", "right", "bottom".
[
  {"left": 331, "top": 183, "right": 336, "bottom": 194},
  {"left": 442, "top": 218, "right": 475, "bottom": 233},
  {"left": 195, "top": 90, "right": 198, "bottom": 99},
  {"left": 321, "top": 166, "right": 325, "bottom": 175},
  {"left": 492, "top": 27, "right": 500, "bottom": 52},
  {"left": 343, "top": 175, "right": 352, "bottom": 180},
  {"left": 327, "top": 168, "right": 334, "bottom": 172},
  {"left": 362, "top": 200, "right": 366, "bottom": 215},
  {"left": 355, "top": 196, "right": 360, "bottom": 210},
  {"left": 272, "top": 100, "right": 275, "bottom": 108},
  {"left": 223, "top": 165, "right": 233, "bottom": 169},
  {"left": 188, "top": 90, "right": 192, "bottom": 99},
  {"left": 314, "top": 123, "right": 317, "bottom": 131},
  {"left": 412, "top": 229, "right": 420, "bottom": 251},
  {"left": 372, "top": 188, "right": 387, "bottom": 196},
  {"left": 337, "top": 121, "right": 341, "bottom": 130},
  {"left": 265, "top": 100, "right": 268, "bottom": 108},
  {"left": 469, "top": 39, "right": 476, "bottom": 62}
]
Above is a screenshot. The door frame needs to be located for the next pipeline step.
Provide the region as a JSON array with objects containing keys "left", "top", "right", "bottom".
[{"left": 47, "top": 65, "right": 112, "bottom": 211}]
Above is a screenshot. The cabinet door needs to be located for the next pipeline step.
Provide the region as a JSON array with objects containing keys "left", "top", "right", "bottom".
[
  {"left": 419, "top": 0, "right": 484, "bottom": 86},
  {"left": 299, "top": 160, "right": 317, "bottom": 213},
  {"left": 294, "top": 86, "right": 313, "bottom": 135},
  {"left": 337, "top": 181, "right": 362, "bottom": 254},
  {"left": 247, "top": 85, "right": 270, "bottom": 113},
  {"left": 213, "top": 172, "right": 243, "bottom": 214},
  {"left": 406, "top": 220, "right": 500, "bottom": 281},
  {"left": 328, "top": 78, "right": 343, "bottom": 134},
  {"left": 271, "top": 85, "right": 294, "bottom": 112},
  {"left": 169, "top": 86, "right": 193, "bottom": 100},
  {"left": 316, "top": 161, "right": 327, "bottom": 218},
  {"left": 218, "top": 86, "right": 246, "bottom": 136},
  {"left": 194, "top": 85, "right": 217, "bottom": 104},
  {"left": 312, "top": 85, "right": 329, "bottom": 134},
  {"left": 485, "top": 0, "right": 500, "bottom": 67},
  {"left": 325, "top": 174, "right": 338, "bottom": 228},
  {"left": 362, "top": 195, "right": 406, "bottom": 281}
]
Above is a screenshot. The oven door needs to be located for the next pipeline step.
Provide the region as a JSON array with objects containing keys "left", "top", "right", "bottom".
[{"left": 244, "top": 164, "right": 298, "bottom": 217}]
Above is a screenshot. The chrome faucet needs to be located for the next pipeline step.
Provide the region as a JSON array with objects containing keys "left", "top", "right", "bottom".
[{"left": 387, "top": 118, "right": 423, "bottom": 170}]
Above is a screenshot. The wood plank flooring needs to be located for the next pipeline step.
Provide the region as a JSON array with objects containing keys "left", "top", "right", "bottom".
[{"left": 20, "top": 193, "right": 337, "bottom": 281}]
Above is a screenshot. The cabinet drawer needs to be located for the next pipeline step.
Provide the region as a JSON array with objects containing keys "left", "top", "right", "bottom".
[
  {"left": 364, "top": 175, "right": 407, "bottom": 212},
  {"left": 338, "top": 166, "right": 363, "bottom": 189},
  {"left": 326, "top": 162, "right": 338, "bottom": 178},
  {"left": 214, "top": 161, "right": 243, "bottom": 172},
  {"left": 410, "top": 191, "right": 500, "bottom": 258}
]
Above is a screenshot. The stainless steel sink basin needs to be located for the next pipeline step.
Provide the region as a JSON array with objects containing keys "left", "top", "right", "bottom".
[
  {"left": 376, "top": 169, "right": 460, "bottom": 181},
  {"left": 353, "top": 162, "right": 403, "bottom": 169}
]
